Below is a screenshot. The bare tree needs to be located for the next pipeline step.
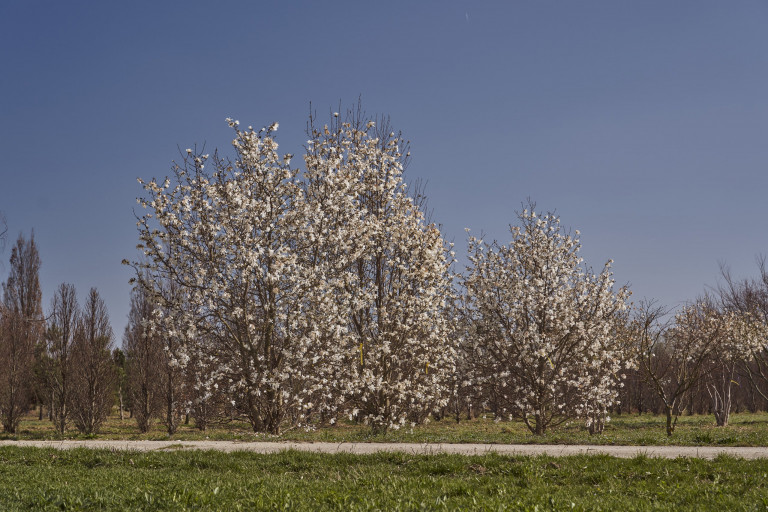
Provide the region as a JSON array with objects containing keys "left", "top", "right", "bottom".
[
  {"left": 46, "top": 283, "right": 79, "bottom": 434},
  {"left": 0, "top": 233, "right": 44, "bottom": 433},
  {"left": 124, "top": 284, "right": 164, "bottom": 433},
  {"left": 112, "top": 348, "right": 127, "bottom": 421},
  {"left": 69, "top": 288, "right": 116, "bottom": 434}
]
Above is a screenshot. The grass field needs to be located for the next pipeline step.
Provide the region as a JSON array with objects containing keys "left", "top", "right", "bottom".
[
  {"left": 5, "top": 410, "right": 768, "bottom": 446},
  {"left": 0, "top": 447, "right": 766, "bottom": 510}
]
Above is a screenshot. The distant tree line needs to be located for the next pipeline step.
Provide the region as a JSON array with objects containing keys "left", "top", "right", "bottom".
[
  {"left": 0, "top": 233, "right": 115, "bottom": 434},
  {"left": 1, "top": 108, "right": 766, "bottom": 438}
]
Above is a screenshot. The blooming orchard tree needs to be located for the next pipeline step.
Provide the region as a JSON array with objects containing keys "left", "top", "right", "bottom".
[
  {"left": 464, "top": 207, "right": 630, "bottom": 435},
  {"left": 636, "top": 300, "right": 726, "bottom": 435},
  {"left": 302, "top": 112, "right": 455, "bottom": 432},
  {"left": 701, "top": 307, "right": 764, "bottom": 427},
  {"left": 132, "top": 121, "right": 314, "bottom": 434},
  {"left": 446, "top": 292, "right": 483, "bottom": 422},
  {"left": 718, "top": 260, "right": 768, "bottom": 407}
]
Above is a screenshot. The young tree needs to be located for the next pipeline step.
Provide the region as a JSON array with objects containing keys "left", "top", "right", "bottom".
[
  {"left": 0, "top": 233, "right": 44, "bottom": 433},
  {"left": 464, "top": 207, "right": 630, "bottom": 435},
  {"left": 69, "top": 288, "right": 116, "bottom": 434},
  {"left": 693, "top": 295, "right": 765, "bottom": 427},
  {"left": 112, "top": 348, "right": 127, "bottom": 421},
  {"left": 46, "top": 283, "right": 79, "bottom": 434},
  {"left": 123, "top": 284, "right": 164, "bottom": 432},
  {"left": 636, "top": 300, "right": 722, "bottom": 435},
  {"left": 718, "top": 259, "right": 768, "bottom": 405}
]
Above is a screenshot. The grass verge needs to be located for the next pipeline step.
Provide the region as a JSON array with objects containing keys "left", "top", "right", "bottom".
[
  {"left": 6, "top": 411, "right": 768, "bottom": 447},
  {"left": 0, "top": 447, "right": 767, "bottom": 510}
]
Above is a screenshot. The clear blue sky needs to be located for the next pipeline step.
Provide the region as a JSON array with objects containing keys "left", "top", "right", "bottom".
[{"left": 2, "top": 1, "right": 767, "bottom": 341}]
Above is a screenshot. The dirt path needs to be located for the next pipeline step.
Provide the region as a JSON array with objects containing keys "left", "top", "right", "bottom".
[{"left": 1, "top": 440, "right": 767, "bottom": 459}]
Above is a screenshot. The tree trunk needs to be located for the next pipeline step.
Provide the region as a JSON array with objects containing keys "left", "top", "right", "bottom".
[
  {"left": 707, "top": 376, "right": 732, "bottom": 427},
  {"left": 454, "top": 395, "right": 461, "bottom": 424},
  {"left": 665, "top": 405, "right": 677, "bottom": 436}
]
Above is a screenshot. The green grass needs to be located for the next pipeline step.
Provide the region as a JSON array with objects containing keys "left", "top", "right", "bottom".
[
  {"left": 0, "top": 447, "right": 767, "bottom": 510},
  {"left": 7, "top": 410, "right": 768, "bottom": 447}
]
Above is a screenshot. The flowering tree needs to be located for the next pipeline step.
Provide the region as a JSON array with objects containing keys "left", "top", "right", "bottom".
[
  {"left": 700, "top": 307, "right": 764, "bottom": 427},
  {"left": 718, "top": 259, "right": 768, "bottom": 407},
  {"left": 132, "top": 120, "right": 331, "bottom": 434},
  {"left": 464, "top": 207, "right": 630, "bottom": 435},
  {"left": 446, "top": 292, "right": 483, "bottom": 422},
  {"left": 131, "top": 110, "right": 456, "bottom": 434},
  {"left": 303, "top": 112, "right": 455, "bottom": 432},
  {"left": 636, "top": 300, "right": 724, "bottom": 435}
]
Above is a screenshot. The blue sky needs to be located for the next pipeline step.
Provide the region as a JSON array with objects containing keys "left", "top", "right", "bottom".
[{"left": 2, "top": 1, "right": 767, "bottom": 340}]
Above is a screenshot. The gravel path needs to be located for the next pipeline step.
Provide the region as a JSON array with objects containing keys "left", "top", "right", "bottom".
[{"left": 2, "top": 440, "right": 768, "bottom": 459}]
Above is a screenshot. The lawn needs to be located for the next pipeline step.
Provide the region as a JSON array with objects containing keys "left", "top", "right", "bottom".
[
  {"left": 5, "top": 409, "right": 768, "bottom": 447},
  {"left": 0, "top": 447, "right": 766, "bottom": 510}
]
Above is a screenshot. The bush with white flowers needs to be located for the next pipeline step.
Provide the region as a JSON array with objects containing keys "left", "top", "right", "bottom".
[{"left": 464, "top": 207, "right": 631, "bottom": 435}]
